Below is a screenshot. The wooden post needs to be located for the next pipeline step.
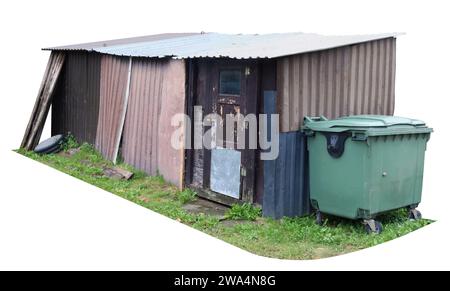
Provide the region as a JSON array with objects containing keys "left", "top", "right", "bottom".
[
  {"left": 112, "top": 57, "right": 132, "bottom": 164},
  {"left": 21, "top": 51, "right": 65, "bottom": 150},
  {"left": 21, "top": 52, "right": 56, "bottom": 148}
]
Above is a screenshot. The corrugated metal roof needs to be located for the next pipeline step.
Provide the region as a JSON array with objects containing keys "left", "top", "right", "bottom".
[
  {"left": 44, "top": 32, "right": 401, "bottom": 59},
  {"left": 44, "top": 33, "right": 200, "bottom": 51}
]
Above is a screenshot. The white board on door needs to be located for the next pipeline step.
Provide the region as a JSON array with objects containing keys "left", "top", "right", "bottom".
[{"left": 210, "top": 148, "right": 241, "bottom": 199}]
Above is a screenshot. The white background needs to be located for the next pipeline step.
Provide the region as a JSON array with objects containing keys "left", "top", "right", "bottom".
[{"left": 0, "top": 0, "right": 449, "bottom": 270}]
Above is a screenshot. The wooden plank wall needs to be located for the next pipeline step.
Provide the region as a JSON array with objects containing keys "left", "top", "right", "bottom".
[
  {"left": 190, "top": 59, "right": 211, "bottom": 188},
  {"left": 277, "top": 38, "right": 396, "bottom": 132}
]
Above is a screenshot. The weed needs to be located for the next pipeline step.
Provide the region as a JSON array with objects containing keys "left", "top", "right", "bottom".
[
  {"left": 177, "top": 188, "right": 197, "bottom": 204},
  {"left": 225, "top": 203, "right": 262, "bottom": 221},
  {"left": 61, "top": 133, "right": 79, "bottom": 151}
]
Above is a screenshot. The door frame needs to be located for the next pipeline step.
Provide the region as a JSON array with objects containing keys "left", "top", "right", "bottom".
[{"left": 184, "top": 58, "right": 259, "bottom": 205}]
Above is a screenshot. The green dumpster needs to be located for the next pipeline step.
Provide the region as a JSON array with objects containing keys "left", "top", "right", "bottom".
[{"left": 303, "top": 115, "right": 432, "bottom": 234}]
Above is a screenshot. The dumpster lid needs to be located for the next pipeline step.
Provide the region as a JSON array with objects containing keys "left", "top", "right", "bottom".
[{"left": 304, "top": 115, "right": 433, "bottom": 135}]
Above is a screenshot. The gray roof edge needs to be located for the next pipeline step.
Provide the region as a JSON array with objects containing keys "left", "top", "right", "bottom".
[
  {"left": 270, "top": 34, "right": 402, "bottom": 59},
  {"left": 42, "top": 32, "right": 201, "bottom": 51},
  {"left": 42, "top": 32, "right": 404, "bottom": 59}
]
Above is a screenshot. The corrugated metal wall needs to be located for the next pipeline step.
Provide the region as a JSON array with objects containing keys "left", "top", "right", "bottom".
[
  {"left": 156, "top": 59, "right": 186, "bottom": 188},
  {"left": 52, "top": 52, "right": 185, "bottom": 187},
  {"left": 263, "top": 131, "right": 310, "bottom": 218},
  {"left": 121, "top": 58, "right": 186, "bottom": 188},
  {"left": 121, "top": 58, "right": 162, "bottom": 177},
  {"left": 95, "top": 55, "right": 130, "bottom": 161},
  {"left": 277, "top": 38, "right": 396, "bottom": 132},
  {"left": 52, "top": 52, "right": 101, "bottom": 144},
  {"left": 262, "top": 91, "right": 310, "bottom": 218}
]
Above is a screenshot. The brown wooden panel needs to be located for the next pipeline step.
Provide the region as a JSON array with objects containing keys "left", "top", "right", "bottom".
[
  {"left": 241, "top": 61, "right": 259, "bottom": 203},
  {"left": 191, "top": 59, "right": 211, "bottom": 188},
  {"left": 184, "top": 60, "right": 196, "bottom": 186}
]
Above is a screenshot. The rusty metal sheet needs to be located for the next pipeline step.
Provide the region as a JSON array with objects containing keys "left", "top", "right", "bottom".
[
  {"left": 121, "top": 58, "right": 186, "bottom": 188},
  {"left": 95, "top": 55, "right": 130, "bottom": 161},
  {"left": 277, "top": 38, "right": 396, "bottom": 132},
  {"left": 52, "top": 52, "right": 101, "bottom": 144}
]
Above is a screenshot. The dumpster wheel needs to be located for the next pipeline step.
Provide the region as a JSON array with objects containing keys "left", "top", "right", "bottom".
[
  {"left": 364, "top": 219, "right": 383, "bottom": 234},
  {"left": 315, "top": 211, "right": 323, "bottom": 226},
  {"left": 408, "top": 208, "right": 422, "bottom": 220}
]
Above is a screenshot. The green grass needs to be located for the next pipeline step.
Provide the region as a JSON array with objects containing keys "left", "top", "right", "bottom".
[
  {"left": 17, "top": 143, "right": 433, "bottom": 260},
  {"left": 226, "top": 203, "right": 262, "bottom": 221},
  {"left": 61, "top": 133, "right": 79, "bottom": 151},
  {"left": 177, "top": 188, "right": 198, "bottom": 204}
]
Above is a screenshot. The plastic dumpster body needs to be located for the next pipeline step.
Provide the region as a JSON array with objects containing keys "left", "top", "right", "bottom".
[{"left": 304, "top": 115, "right": 432, "bottom": 233}]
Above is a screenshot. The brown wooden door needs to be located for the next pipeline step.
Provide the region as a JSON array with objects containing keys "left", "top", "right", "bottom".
[{"left": 208, "top": 60, "right": 258, "bottom": 202}]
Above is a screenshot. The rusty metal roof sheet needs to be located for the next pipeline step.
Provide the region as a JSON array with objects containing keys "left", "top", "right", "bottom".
[{"left": 45, "top": 32, "right": 401, "bottom": 59}]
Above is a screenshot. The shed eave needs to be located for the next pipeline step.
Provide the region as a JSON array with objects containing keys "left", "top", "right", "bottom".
[{"left": 41, "top": 32, "right": 403, "bottom": 60}]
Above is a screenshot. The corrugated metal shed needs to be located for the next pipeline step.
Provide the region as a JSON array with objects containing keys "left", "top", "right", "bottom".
[
  {"left": 278, "top": 38, "right": 396, "bottom": 132},
  {"left": 44, "top": 32, "right": 400, "bottom": 59}
]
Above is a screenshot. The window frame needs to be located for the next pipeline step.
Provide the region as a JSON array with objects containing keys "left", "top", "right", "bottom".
[{"left": 218, "top": 69, "right": 242, "bottom": 97}]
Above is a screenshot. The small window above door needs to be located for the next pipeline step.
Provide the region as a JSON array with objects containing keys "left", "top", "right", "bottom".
[{"left": 219, "top": 70, "right": 241, "bottom": 96}]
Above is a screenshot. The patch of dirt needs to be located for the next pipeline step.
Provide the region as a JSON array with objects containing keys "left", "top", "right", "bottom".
[
  {"left": 220, "top": 219, "right": 248, "bottom": 227},
  {"left": 137, "top": 195, "right": 150, "bottom": 203},
  {"left": 254, "top": 217, "right": 266, "bottom": 225},
  {"left": 182, "top": 198, "right": 229, "bottom": 218},
  {"left": 345, "top": 244, "right": 356, "bottom": 251},
  {"left": 312, "top": 247, "right": 337, "bottom": 259},
  {"left": 57, "top": 148, "right": 80, "bottom": 157},
  {"left": 80, "top": 159, "right": 92, "bottom": 166},
  {"left": 100, "top": 166, "right": 133, "bottom": 180},
  {"left": 220, "top": 217, "right": 264, "bottom": 227}
]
